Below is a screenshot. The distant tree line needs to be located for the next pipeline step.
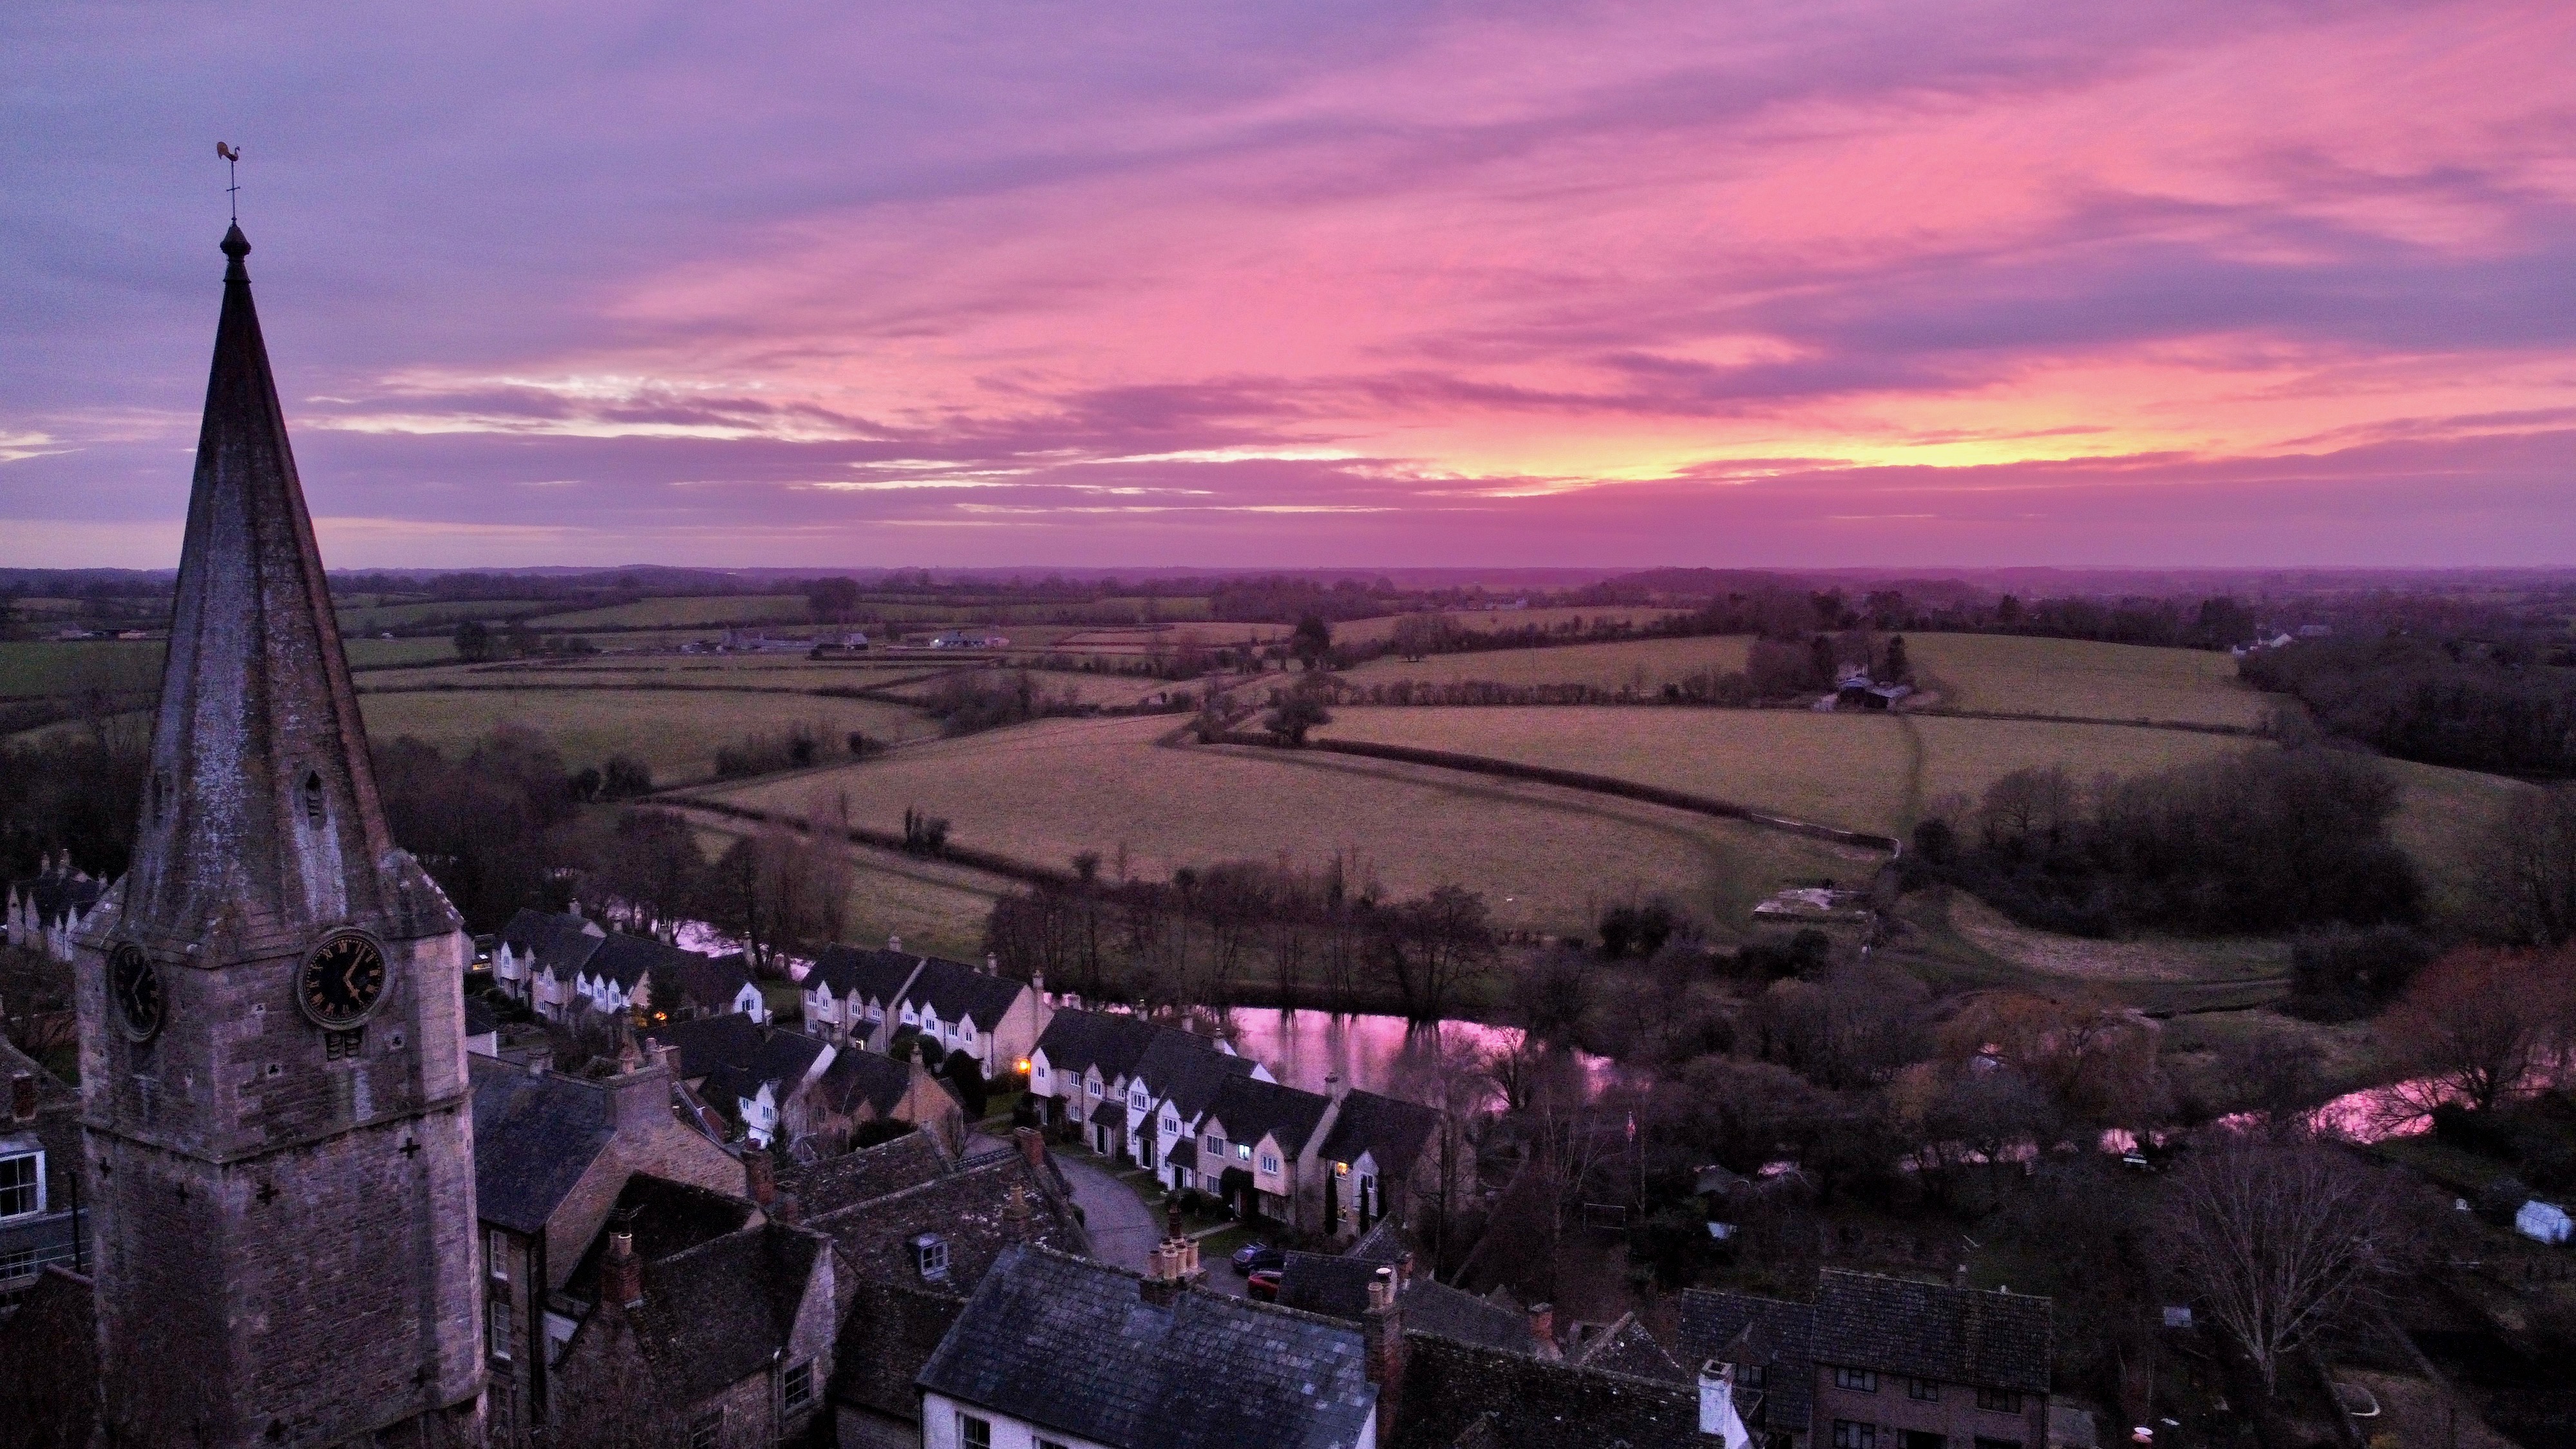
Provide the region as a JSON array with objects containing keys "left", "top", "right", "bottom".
[
  {"left": 2239, "top": 633, "right": 2576, "bottom": 776},
  {"left": 1907, "top": 747, "right": 2423, "bottom": 936},
  {"left": 982, "top": 853, "right": 1497, "bottom": 1021}
]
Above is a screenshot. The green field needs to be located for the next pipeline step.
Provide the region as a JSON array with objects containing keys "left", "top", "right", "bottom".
[
  {"left": 691, "top": 714, "right": 1873, "bottom": 939},
  {"left": 1904, "top": 633, "right": 2271, "bottom": 728},
  {"left": 533, "top": 594, "right": 817, "bottom": 630},
  {"left": 337, "top": 598, "right": 551, "bottom": 633},
  {"left": 0, "top": 639, "right": 165, "bottom": 697},
  {"left": 359, "top": 688, "right": 938, "bottom": 784},
  {"left": 1341, "top": 634, "right": 1754, "bottom": 692}
]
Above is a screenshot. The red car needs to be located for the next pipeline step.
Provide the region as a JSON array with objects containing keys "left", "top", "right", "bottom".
[{"left": 1246, "top": 1269, "right": 1282, "bottom": 1302}]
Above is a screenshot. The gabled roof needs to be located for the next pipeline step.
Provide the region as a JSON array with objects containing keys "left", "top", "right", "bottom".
[
  {"left": 1316, "top": 1089, "right": 1440, "bottom": 1178},
  {"left": 622, "top": 1222, "right": 829, "bottom": 1405},
  {"left": 807, "top": 1048, "right": 944, "bottom": 1121},
  {"left": 810, "top": 1150, "right": 1088, "bottom": 1295},
  {"left": 463, "top": 996, "right": 498, "bottom": 1039},
  {"left": 499, "top": 909, "right": 605, "bottom": 976},
  {"left": 806, "top": 944, "right": 920, "bottom": 1004},
  {"left": 1402, "top": 1280, "right": 1536, "bottom": 1355},
  {"left": 6, "top": 871, "right": 106, "bottom": 927},
  {"left": 469, "top": 1056, "right": 618, "bottom": 1234},
  {"left": 661, "top": 950, "right": 756, "bottom": 1010},
  {"left": 918, "top": 1245, "right": 1376, "bottom": 1449},
  {"left": 1273, "top": 1215, "right": 1419, "bottom": 1321},
  {"left": 1677, "top": 1288, "right": 1815, "bottom": 1432},
  {"left": 583, "top": 931, "right": 689, "bottom": 989},
  {"left": 779, "top": 1128, "right": 953, "bottom": 1217},
  {"left": 643, "top": 1014, "right": 766, "bottom": 1082},
  {"left": 1135, "top": 1030, "right": 1254, "bottom": 1118},
  {"left": 1814, "top": 1269, "right": 2052, "bottom": 1394},
  {"left": 1205, "top": 1074, "right": 1333, "bottom": 1158},
  {"left": 1571, "top": 1314, "right": 1687, "bottom": 1383},
  {"left": 1387, "top": 1332, "right": 1700, "bottom": 1449},
  {"left": 1032, "top": 1008, "right": 1161, "bottom": 1080},
  {"left": 560, "top": 1175, "right": 757, "bottom": 1305},
  {"left": 897, "top": 955, "right": 1027, "bottom": 1031}
]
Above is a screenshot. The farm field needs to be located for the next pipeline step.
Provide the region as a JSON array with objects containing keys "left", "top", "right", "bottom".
[
  {"left": 1903, "top": 715, "right": 2244, "bottom": 814},
  {"left": 1904, "top": 633, "right": 2269, "bottom": 728},
  {"left": 685, "top": 823, "right": 1008, "bottom": 965},
  {"left": 1, "top": 636, "right": 452, "bottom": 699},
  {"left": 1341, "top": 634, "right": 1753, "bottom": 692},
  {"left": 875, "top": 667, "right": 1193, "bottom": 710},
  {"left": 690, "top": 714, "right": 1875, "bottom": 940},
  {"left": 533, "top": 594, "right": 815, "bottom": 630},
  {"left": 358, "top": 688, "right": 937, "bottom": 784},
  {"left": 2382, "top": 759, "right": 2530, "bottom": 920},
  {"left": 361, "top": 659, "right": 954, "bottom": 694},
  {"left": 1335, "top": 606, "right": 1690, "bottom": 647},
  {"left": 337, "top": 598, "right": 551, "bottom": 633}
]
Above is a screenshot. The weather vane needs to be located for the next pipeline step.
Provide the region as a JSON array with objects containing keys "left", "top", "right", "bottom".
[{"left": 216, "top": 142, "right": 241, "bottom": 222}]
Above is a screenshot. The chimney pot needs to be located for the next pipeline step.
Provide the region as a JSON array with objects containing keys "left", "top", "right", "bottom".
[
  {"left": 602, "top": 1231, "right": 643, "bottom": 1309},
  {"left": 1528, "top": 1302, "right": 1555, "bottom": 1354},
  {"left": 773, "top": 1190, "right": 802, "bottom": 1227},
  {"left": 1327, "top": 1072, "right": 1349, "bottom": 1103},
  {"left": 985, "top": 953, "right": 999, "bottom": 976},
  {"left": 743, "top": 1144, "right": 777, "bottom": 1208},
  {"left": 887, "top": 934, "right": 902, "bottom": 953}
]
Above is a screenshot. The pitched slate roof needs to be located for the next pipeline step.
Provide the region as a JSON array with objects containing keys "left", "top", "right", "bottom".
[
  {"left": 806, "top": 944, "right": 920, "bottom": 1004},
  {"left": 582, "top": 931, "right": 677, "bottom": 989},
  {"left": 584, "top": 932, "right": 743, "bottom": 1007},
  {"left": 560, "top": 1174, "right": 758, "bottom": 1304},
  {"left": 643, "top": 1014, "right": 766, "bottom": 1082},
  {"left": 806, "top": 1046, "right": 942, "bottom": 1121},
  {"left": 469, "top": 1056, "right": 618, "bottom": 1234},
  {"left": 662, "top": 949, "right": 755, "bottom": 1011},
  {"left": 1388, "top": 1332, "right": 1701, "bottom": 1449},
  {"left": 1316, "top": 1088, "right": 1440, "bottom": 1177},
  {"left": 1276, "top": 1218, "right": 1415, "bottom": 1321},
  {"left": 1206, "top": 1074, "right": 1334, "bottom": 1159},
  {"left": 1403, "top": 1280, "right": 1537, "bottom": 1355},
  {"left": 918, "top": 1245, "right": 1376, "bottom": 1449},
  {"left": 701, "top": 1030, "right": 829, "bottom": 1112},
  {"left": 1572, "top": 1314, "right": 1687, "bottom": 1383},
  {"left": 1034, "top": 1008, "right": 1162, "bottom": 1079},
  {"left": 811, "top": 1150, "right": 1088, "bottom": 1293},
  {"left": 778, "top": 1128, "right": 952, "bottom": 1216},
  {"left": 499, "top": 909, "right": 604, "bottom": 975},
  {"left": 7, "top": 870, "right": 106, "bottom": 929},
  {"left": 463, "top": 996, "right": 498, "bottom": 1039},
  {"left": 1136, "top": 1030, "right": 1256, "bottom": 1117},
  {"left": 1814, "top": 1270, "right": 2052, "bottom": 1394},
  {"left": 898, "top": 955, "right": 1027, "bottom": 1031},
  {"left": 1677, "top": 1289, "right": 1816, "bottom": 1432},
  {"left": 623, "top": 1222, "right": 829, "bottom": 1405}
]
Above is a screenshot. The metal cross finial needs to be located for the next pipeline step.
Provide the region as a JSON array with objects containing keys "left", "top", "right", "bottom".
[{"left": 216, "top": 142, "right": 242, "bottom": 222}]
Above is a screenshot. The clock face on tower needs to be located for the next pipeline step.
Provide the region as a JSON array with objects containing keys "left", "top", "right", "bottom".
[
  {"left": 299, "top": 932, "right": 388, "bottom": 1029},
  {"left": 109, "top": 942, "right": 164, "bottom": 1043}
]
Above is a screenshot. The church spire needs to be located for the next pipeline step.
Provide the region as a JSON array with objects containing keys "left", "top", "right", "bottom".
[{"left": 121, "top": 225, "right": 419, "bottom": 945}]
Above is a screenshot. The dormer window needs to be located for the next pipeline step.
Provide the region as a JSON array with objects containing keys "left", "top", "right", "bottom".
[
  {"left": 301, "top": 770, "right": 324, "bottom": 828},
  {"left": 912, "top": 1233, "right": 950, "bottom": 1281}
]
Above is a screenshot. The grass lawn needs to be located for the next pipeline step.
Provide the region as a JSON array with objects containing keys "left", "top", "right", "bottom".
[
  {"left": 695, "top": 714, "right": 1875, "bottom": 942},
  {"left": 358, "top": 687, "right": 937, "bottom": 783},
  {"left": 1904, "top": 632, "right": 2273, "bottom": 728},
  {"left": 1340, "top": 634, "right": 1753, "bottom": 692}
]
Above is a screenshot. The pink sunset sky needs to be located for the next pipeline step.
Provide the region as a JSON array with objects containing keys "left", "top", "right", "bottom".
[{"left": 5, "top": 0, "right": 2573, "bottom": 569}]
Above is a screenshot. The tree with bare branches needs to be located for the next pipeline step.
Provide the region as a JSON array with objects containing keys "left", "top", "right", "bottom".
[
  {"left": 2377, "top": 946, "right": 2576, "bottom": 1119},
  {"left": 2157, "top": 1134, "right": 2400, "bottom": 1392},
  {"left": 2484, "top": 784, "right": 2576, "bottom": 947}
]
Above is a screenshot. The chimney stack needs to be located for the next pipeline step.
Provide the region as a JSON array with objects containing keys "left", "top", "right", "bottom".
[
  {"left": 1326, "top": 1072, "right": 1349, "bottom": 1104},
  {"left": 10, "top": 1072, "right": 35, "bottom": 1122},
  {"left": 743, "top": 1144, "right": 777, "bottom": 1208},
  {"left": 1141, "top": 1247, "right": 1184, "bottom": 1306},
  {"left": 1362, "top": 1264, "right": 1406, "bottom": 1420},
  {"left": 1014, "top": 1126, "right": 1046, "bottom": 1173},
  {"left": 985, "top": 952, "right": 999, "bottom": 976},
  {"left": 887, "top": 934, "right": 902, "bottom": 954},
  {"left": 1528, "top": 1302, "right": 1557, "bottom": 1358},
  {"left": 601, "top": 1231, "right": 643, "bottom": 1309},
  {"left": 773, "top": 1190, "right": 802, "bottom": 1227}
]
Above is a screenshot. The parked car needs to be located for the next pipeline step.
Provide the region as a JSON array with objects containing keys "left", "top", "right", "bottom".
[
  {"left": 1231, "top": 1243, "right": 1284, "bottom": 1276},
  {"left": 1246, "top": 1269, "right": 1282, "bottom": 1302}
]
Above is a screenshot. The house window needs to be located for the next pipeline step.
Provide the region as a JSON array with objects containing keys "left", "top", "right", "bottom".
[
  {"left": 1258, "top": 1151, "right": 1279, "bottom": 1174},
  {"left": 688, "top": 1410, "right": 723, "bottom": 1449},
  {"left": 1038, "top": 1440, "right": 1072, "bottom": 1449},
  {"left": 1908, "top": 1379, "right": 1940, "bottom": 1401},
  {"left": 1237, "top": 1143, "right": 1253, "bottom": 1161},
  {"left": 486, "top": 1376, "right": 514, "bottom": 1426},
  {"left": 914, "top": 1234, "right": 950, "bottom": 1280},
  {"left": 1088, "top": 1080, "right": 1102, "bottom": 1097},
  {"left": 1130, "top": 1088, "right": 1148, "bottom": 1110},
  {"left": 0, "top": 1152, "right": 43, "bottom": 1219},
  {"left": 1834, "top": 1367, "right": 1879, "bottom": 1392},
  {"left": 1833, "top": 1421, "right": 1877, "bottom": 1449},
  {"left": 1739, "top": 1364, "right": 1765, "bottom": 1389},
  {"left": 1205, "top": 1133, "right": 1224, "bottom": 1155},
  {"left": 486, "top": 1296, "right": 511, "bottom": 1362},
  {"left": 957, "top": 1412, "right": 993, "bottom": 1448},
  {"left": 1976, "top": 1388, "right": 2025, "bottom": 1414},
  {"left": 488, "top": 1229, "right": 509, "bottom": 1280},
  {"left": 782, "top": 1359, "right": 813, "bottom": 1413}
]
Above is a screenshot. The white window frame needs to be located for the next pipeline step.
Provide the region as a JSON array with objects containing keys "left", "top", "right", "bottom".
[
  {"left": 488, "top": 1228, "right": 509, "bottom": 1281},
  {"left": 1259, "top": 1151, "right": 1280, "bottom": 1175},
  {"left": 0, "top": 1151, "right": 43, "bottom": 1220},
  {"left": 957, "top": 1410, "right": 993, "bottom": 1449},
  {"left": 486, "top": 1294, "right": 512, "bottom": 1363}
]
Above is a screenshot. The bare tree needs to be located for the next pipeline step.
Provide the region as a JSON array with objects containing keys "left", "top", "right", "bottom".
[
  {"left": 2157, "top": 1134, "right": 2398, "bottom": 1392},
  {"left": 2485, "top": 784, "right": 2576, "bottom": 947},
  {"left": 1377, "top": 884, "right": 1497, "bottom": 1023},
  {"left": 2378, "top": 946, "right": 2576, "bottom": 1119}
]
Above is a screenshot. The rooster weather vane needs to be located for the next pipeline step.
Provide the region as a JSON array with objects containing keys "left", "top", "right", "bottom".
[{"left": 216, "top": 142, "right": 241, "bottom": 222}]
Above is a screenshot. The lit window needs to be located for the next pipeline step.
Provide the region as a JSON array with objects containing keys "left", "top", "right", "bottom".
[
  {"left": 1237, "top": 1144, "right": 1253, "bottom": 1161},
  {"left": 1908, "top": 1378, "right": 1939, "bottom": 1401},
  {"left": 1976, "top": 1388, "right": 2025, "bottom": 1414},
  {"left": 0, "top": 1153, "right": 42, "bottom": 1219},
  {"left": 783, "top": 1359, "right": 813, "bottom": 1413},
  {"left": 958, "top": 1412, "right": 993, "bottom": 1449},
  {"left": 1834, "top": 1367, "right": 1878, "bottom": 1392},
  {"left": 1833, "top": 1421, "right": 1877, "bottom": 1449}
]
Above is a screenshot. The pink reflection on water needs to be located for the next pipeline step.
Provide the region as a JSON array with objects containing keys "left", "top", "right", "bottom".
[{"left": 1209, "top": 1009, "right": 1615, "bottom": 1102}]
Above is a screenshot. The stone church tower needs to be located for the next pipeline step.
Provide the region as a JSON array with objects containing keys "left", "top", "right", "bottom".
[{"left": 73, "top": 225, "right": 485, "bottom": 1447}]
